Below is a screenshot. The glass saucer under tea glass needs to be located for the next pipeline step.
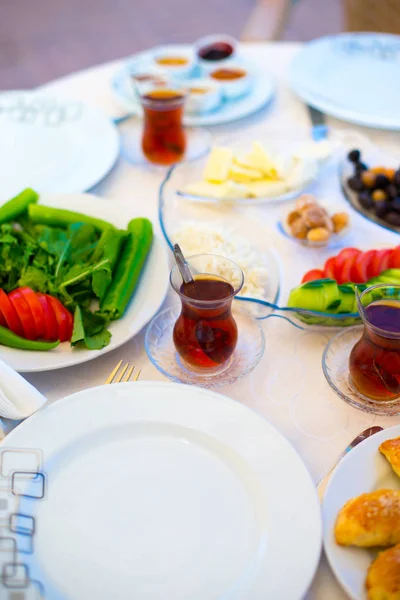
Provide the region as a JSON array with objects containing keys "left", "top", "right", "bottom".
[
  {"left": 322, "top": 326, "right": 400, "bottom": 416},
  {"left": 145, "top": 305, "right": 265, "bottom": 388}
]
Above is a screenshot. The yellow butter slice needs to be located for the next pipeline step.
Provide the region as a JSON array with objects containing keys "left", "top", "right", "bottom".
[{"left": 203, "top": 147, "right": 233, "bottom": 183}]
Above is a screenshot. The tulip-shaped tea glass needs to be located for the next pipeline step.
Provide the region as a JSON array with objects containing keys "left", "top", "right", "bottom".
[
  {"left": 139, "top": 80, "right": 187, "bottom": 166},
  {"left": 349, "top": 283, "right": 400, "bottom": 403},
  {"left": 170, "top": 254, "right": 244, "bottom": 375}
]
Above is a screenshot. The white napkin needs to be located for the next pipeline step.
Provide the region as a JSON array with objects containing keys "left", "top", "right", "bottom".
[{"left": 0, "top": 359, "right": 46, "bottom": 420}]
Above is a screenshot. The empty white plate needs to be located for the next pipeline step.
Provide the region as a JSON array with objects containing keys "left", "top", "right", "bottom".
[
  {"left": 290, "top": 33, "right": 400, "bottom": 130},
  {"left": 1, "top": 382, "right": 321, "bottom": 599},
  {"left": 0, "top": 91, "right": 120, "bottom": 199}
]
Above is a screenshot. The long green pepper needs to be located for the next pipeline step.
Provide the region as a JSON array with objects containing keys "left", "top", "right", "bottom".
[
  {"left": 0, "top": 326, "right": 60, "bottom": 351},
  {"left": 101, "top": 218, "right": 153, "bottom": 319}
]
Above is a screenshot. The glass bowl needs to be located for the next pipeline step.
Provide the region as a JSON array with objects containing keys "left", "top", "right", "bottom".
[
  {"left": 322, "top": 326, "right": 400, "bottom": 415},
  {"left": 277, "top": 198, "right": 350, "bottom": 249},
  {"left": 145, "top": 305, "right": 265, "bottom": 387},
  {"left": 340, "top": 136, "right": 400, "bottom": 234}
]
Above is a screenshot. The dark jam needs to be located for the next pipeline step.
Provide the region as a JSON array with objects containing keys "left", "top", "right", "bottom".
[
  {"left": 349, "top": 300, "right": 400, "bottom": 401},
  {"left": 141, "top": 89, "right": 186, "bottom": 166},
  {"left": 173, "top": 275, "right": 238, "bottom": 369},
  {"left": 198, "top": 42, "right": 234, "bottom": 61}
]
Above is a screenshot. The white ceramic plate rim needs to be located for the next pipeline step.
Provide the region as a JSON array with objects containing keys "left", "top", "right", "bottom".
[
  {"left": 2, "top": 381, "right": 322, "bottom": 600},
  {"left": 111, "top": 44, "right": 275, "bottom": 126},
  {"left": 0, "top": 91, "right": 120, "bottom": 195},
  {"left": 0, "top": 193, "right": 169, "bottom": 372},
  {"left": 322, "top": 424, "right": 400, "bottom": 600},
  {"left": 290, "top": 33, "right": 400, "bottom": 130}
]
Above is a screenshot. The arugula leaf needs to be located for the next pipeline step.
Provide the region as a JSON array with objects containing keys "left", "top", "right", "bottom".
[
  {"left": 18, "top": 266, "right": 50, "bottom": 292},
  {"left": 71, "top": 305, "right": 111, "bottom": 350}
]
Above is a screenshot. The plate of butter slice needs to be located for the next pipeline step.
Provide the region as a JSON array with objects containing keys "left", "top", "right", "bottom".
[{"left": 172, "top": 137, "right": 333, "bottom": 205}]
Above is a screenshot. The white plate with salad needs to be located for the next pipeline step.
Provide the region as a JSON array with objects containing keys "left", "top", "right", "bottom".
[{"left": 0, "top": 191, "right": 169, "bottom": 372}]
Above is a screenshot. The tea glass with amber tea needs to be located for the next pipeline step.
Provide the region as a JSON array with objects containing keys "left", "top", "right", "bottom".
[
  {"left": 139, "top": 81, "right": 187, "bottom": 166},
  {"left": 170, "top": 254, "right": 244, "bottom": 375},
  {"left": 349, "top": 284, "right": 400, "bottom": 403}
]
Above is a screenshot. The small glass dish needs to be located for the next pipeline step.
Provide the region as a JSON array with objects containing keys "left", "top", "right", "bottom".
[
  {"left": 145, "top": 305, "right": 265, "bottom": 387},
  {"left": 322, "top": 326, "right": 400, "bottom": 415},
  {"left": 277, "top": 198, "right": 350, "bottom": 249}
]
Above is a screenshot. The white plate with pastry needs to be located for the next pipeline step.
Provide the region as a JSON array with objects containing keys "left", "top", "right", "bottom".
[
  {"left": 323, "top": 424, "right": 400, "bottom": 600},
  {"left": 0, "top": 382, "right": 321, "bottom": 600}
]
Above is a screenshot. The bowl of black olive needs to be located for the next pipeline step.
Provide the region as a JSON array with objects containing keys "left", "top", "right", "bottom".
[{"left": 342, "top": 147, "right": 400, "bottom": 233}]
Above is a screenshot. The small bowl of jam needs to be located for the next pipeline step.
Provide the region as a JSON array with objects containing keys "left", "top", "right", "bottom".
[
  {"left": 152, "top": 49, "right": 194, "bottom": 79},
  {"left": 195, "top": 34, "right": 237, "bottom": 72},
  {"left": 185, "top": 79, "right": 222, "bottom": 114},
  {"left": 209, "top": 63, "right": 253, "bottom": 100}
]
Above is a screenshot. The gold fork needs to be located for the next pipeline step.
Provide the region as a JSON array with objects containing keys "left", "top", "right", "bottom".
[{"left": 105, "top": 360, "right": 141, "bottom": 384}]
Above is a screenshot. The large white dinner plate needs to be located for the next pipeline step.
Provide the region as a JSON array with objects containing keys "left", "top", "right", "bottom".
[
  {"left": 323, "top": 425, "right": 400, "bottom": 600},
  {"left": 112, "top": 45, "right": 275, "bottom": 127},
  {"left": 290, "top": 33, "right": 400, "bottom": 130},
  {"left": 0, "top": 91, "right": 120, "bottom": 199},
  {"left": 0, "top": 193, "right": 169, "bottom": 372},
  {"left": 1, "top": 382, "right": 322, "bottom": 599}
]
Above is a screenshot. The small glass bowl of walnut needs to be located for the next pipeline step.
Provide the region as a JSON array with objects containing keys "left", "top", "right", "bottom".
[{"left": 279, "top": 194, "right": 350, "bottom": 248}]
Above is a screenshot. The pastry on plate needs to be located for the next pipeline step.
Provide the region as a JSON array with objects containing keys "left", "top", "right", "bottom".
[
  {"left": 366, "top": 543, "right": 400, "bottom": 600},
  {"left": 335, "top": 489, "right": 400, "bottom": 547},
  {"left": 380, "top": 437, "right": 400, "bottom": 478}
]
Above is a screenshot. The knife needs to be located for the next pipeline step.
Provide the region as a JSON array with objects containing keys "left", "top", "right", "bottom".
[
  {"left": 307, "top": 104, "right": 329, "bottom": 142},
  {"left": 317, "top": 426, "right": 383, "bottom": 500}
]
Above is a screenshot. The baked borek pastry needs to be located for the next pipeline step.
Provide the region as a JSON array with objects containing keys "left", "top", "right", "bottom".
[
  {"left": 335, "top": 489, "right": 400, "bottom": 547},
  {"left": 380, "top": 437, "right": 400, "bottom": 478},
  {"left": 366, "top": 543, "right": 400, "bottom": 600}
]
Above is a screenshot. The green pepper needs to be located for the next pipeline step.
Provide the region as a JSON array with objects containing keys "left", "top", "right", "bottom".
[
  {"left": 28, "top": 204, "right": 115, "bottom": 232},
  {"left": 0, "top": 326, "right": 60, "bottom": 351},
  {"left": 101, "top": 218, "right": 153, "bottom": 319},
  {"left": 92, "top": 228, "right": 126, "bottom": 271},
  {"left": 0, "top": 188, "right": 39, "bottom": 224}
]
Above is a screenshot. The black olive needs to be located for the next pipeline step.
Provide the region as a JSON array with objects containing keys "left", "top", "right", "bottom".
[
  {"left": 348, "top": 176, "right": 364, "bottom": 192},
  {"left": 348, "top": 149, "right": 360, "bottom": 163},
  {"left": 394, "top": 169, "right": 400, "bottom": 187},
  {"left": 386, "top": 184, "right": 398, "bottom": 198},
  {"left": 358, "top": 191, "right": 373, "bottom": 209},
  {"left": 384, "top": 212, "right": 400, "bottom": 227},
  {"left": 374, "top": 174, "right": 390, "bottom": 189},
  {"left": 392, "top": 197, "right": 400, "bottom": 213},
  {"left": 375, "top": 200, "right": 389, "bottom": 218},
  {"left": 355, "top": 162, "right": 368, "bottom": 174}
]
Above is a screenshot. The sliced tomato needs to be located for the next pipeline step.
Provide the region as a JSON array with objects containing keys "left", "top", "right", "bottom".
[
  {"left": 47, "top": 296, "right": 72, "bottom": 342},
  {"left": 323, "top": 257, "right": 337, "bottom": 280},
  {"left": 0, "top": 289, "right": 22, "bottom": 335},
  {"left": 302, "top": 269, "right": 325, "bottom": 283},
  {"left": 334, "top": 248, "right": 360, "bottom": 283},
  {"left": 369, "top": 249, "right": 392, "bottom": 278},
  {"left": 18, "top": 287, "right": 46, "bottom": 339},
  {"left": 8, "top": 289, "right": 37, "bottom": 340},
  {"left": 340, "top": 253, "right": 362, "bottom": 283},
  {"left": 389, "top": 246, "right": 400, "bottom": 269},
  {"left": 351, "top": 251, "right": 376, "bottom": 284},
  {"left": 36, "top": 293, "right": 59, "bottom": 341}
]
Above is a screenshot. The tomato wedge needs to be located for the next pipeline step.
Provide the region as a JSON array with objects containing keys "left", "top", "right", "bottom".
[
  {"left": 19, "top": 287, "right": 46, "bottom": 339},
  {"left": 389, "top": 246, "right": 400, "bottom": 269},
  {"left": 323, "top": 257, "right": 337, "bottom": 280},
  {"left": 351, "top": 251, "right": 376, "bottom": 284},
  {"left": 8, "top": 289, "right": 37, "bottom": 340},
  {"left": 302, "top": 269, "right": 325, "bottom": 283},
  {"left": 340, "top": 252, "right": 361, "bottom": 283},
  {"left": 36, "top": 293, "right": 59, "bottom": 341},
  {"left": 0, "top": 289, "right": 22, "bottom": 335},
  {"left": 369, "top": 249, "right": 392, "bottom": 278},
  {"left": 334, "top": 248, "right": 360, "bottom": 283},
  {"left": 47, "top": 296, "right": 72, "bottom": 342}
]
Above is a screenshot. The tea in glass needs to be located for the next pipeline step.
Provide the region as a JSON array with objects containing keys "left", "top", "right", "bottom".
[
  {"left": 349, "top": 284, "right": 400, "bottom": 402},
  {"left": 140, "top": 86, "right": 186, "bottom": 166},
  {"left": 170, "top": 254, "right": 244, "bottom": 374}
]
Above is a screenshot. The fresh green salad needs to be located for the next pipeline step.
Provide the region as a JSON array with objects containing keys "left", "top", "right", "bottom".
[{"left": 0, "top": 188, "right": 153, "bottom": 350}]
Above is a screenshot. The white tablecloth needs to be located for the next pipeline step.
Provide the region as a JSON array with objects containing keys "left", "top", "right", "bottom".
[{"left": 21, "top": 42, "right": 400, "bottom": 599}]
